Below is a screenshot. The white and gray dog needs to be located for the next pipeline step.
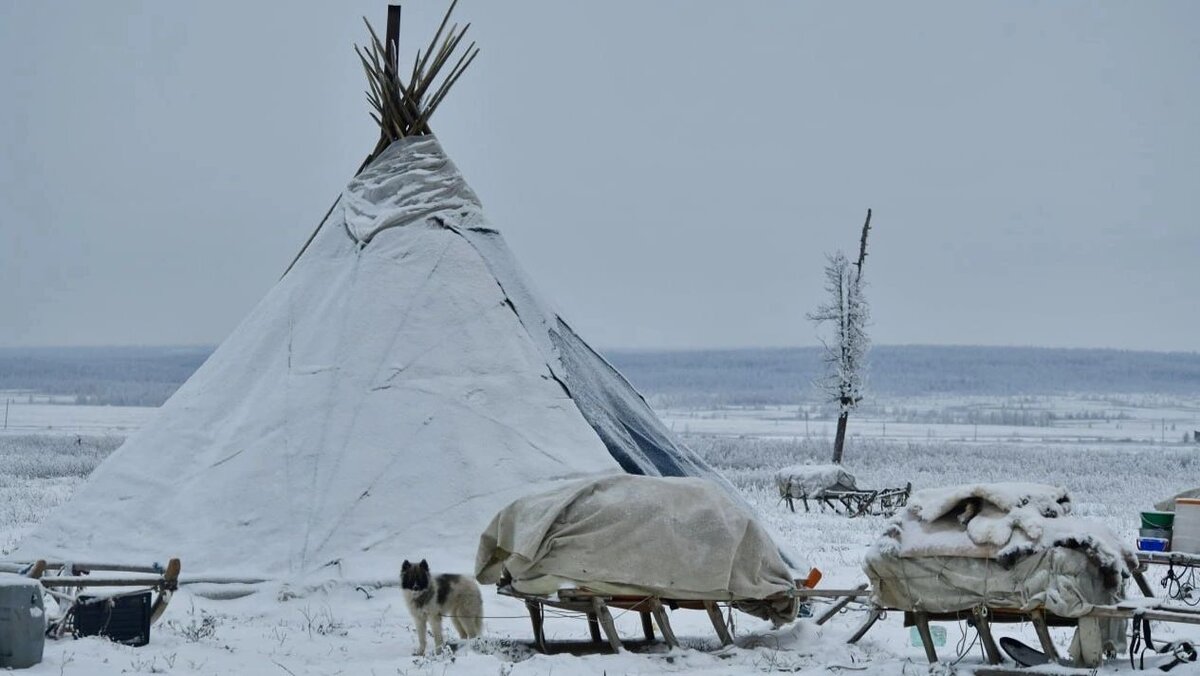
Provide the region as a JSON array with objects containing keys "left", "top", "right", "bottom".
[{"left": 400, "top": 559, "right": 483, "bottom": 655}]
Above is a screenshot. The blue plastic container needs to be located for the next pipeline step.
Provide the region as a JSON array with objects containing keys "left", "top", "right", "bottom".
[{"left": 1138, "top": 537, "right": 1170, "bottom": 552}]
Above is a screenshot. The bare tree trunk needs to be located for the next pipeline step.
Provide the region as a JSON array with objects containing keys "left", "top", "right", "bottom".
[{"left": 832, "top": 411, "right": 849, "bottom": 464}]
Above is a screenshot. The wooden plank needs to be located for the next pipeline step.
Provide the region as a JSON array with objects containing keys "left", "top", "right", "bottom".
[
  {"left": 815, "top": 583, "right": 869, "bottom": 625},
  {"left": 25, "top": 560, "right": 46, "bottom": 579},
  {"left": 1029, "top": 609, "right": 1060, "bottom": 663},
  {"left": 913, "top": 611, "right": 938, "bottom": 663},
  {"left": 704, "top": 601, "right": 734, "bottom": 646},
  {"left": 648, "top": 598, "right": 679, "bottom": 649},
  {"left": 794, "top": 588, "right": 873, "bottom": 599},
  {"left": 848, "top": 606, "right": 883, "bottom": 644},
  {"left": 3, "top": 561, "right": 169, "bottom": 575},
  {"left": 971, "top": 606, "right": 1003, "bottom": 665},
  {"left": 1139, "top": 551, "right": 1200, "bottom": 567},
  {"left": 591, "top": 597, "right": 622, "bottom": 653},
  {"left": 1088, "top": 605, "right": 1200, "bottom": 625},
  {"left": 38, "top": 577, "right": 167, "bottom": 588}
]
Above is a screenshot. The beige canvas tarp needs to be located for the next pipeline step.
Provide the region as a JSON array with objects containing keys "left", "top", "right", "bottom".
[{"left": 475, "top": 474, "right": 798, "bottom": 623}]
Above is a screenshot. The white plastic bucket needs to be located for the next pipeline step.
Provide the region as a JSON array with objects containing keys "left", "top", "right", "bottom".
[{"left": 1173, "top": 498, "right": 1200, "bottom": 554}]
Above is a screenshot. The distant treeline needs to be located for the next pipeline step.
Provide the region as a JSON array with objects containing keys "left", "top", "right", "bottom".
[
  {"left": 0, "top": 345, "right": 1198, "bottom": 408},
  {"left": 606, "top": 345, "right": 1200, "bottom": 406},
  {"left": 0, "top": 346, "right": 210, "bottom": 406}
]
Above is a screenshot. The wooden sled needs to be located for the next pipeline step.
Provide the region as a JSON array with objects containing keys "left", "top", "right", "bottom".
[
  {"left": 837, "top": 566, "right": 1164, "bottom": 668},
  {"left": 501, "top": 571, "right": 825, "bottom": 654},
  {"left": 21, "top": 558, "right": 181, "bottom": 639},
  {"left": 783, "top": 482, "right": 912, "bottom": 518},
  {"left": 499, "top": 585, "right": 728, "bottom": 654}
]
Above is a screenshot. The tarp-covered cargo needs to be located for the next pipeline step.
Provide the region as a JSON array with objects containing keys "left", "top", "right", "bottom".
[
  {"left": 775, "top": 464, "right": 857, "bottom": 499},
  {"left": 476, "top": 475, "right": 799, "bottom": 624},
  {"left": 864, "top": 483, "right": 1136, "bottom": 666}
]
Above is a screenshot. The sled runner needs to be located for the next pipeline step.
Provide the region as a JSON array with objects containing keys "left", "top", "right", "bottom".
[
  {"left": 500, "top": 574, "right": 826, "bottom": 654},
  {"left": 999, "top": 636, "right": 1054, "bottom": 667}
]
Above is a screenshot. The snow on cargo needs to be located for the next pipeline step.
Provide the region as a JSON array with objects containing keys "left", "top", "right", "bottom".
[{"left": 864, "top": 482, "right": 1138, "bottom": 667}]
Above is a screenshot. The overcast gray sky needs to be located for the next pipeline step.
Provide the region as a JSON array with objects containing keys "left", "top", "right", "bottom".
[{"left": 1, "top": 1, "right": 1196, "bottom": 352}]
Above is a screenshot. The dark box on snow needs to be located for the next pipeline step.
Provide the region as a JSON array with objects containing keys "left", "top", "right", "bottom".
[{"left": 74, "top": 591, "right": 152, "bottom": 646}]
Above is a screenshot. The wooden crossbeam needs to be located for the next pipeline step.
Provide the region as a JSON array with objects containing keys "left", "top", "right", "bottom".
[
  {"left": 848, "top": 605, "right": 883, "bottom": 644},
  {"left": 815, "top": 583, "right": 869, "bottom": 625},
  {"left": 39, "top": 576, "right": 166, "bottom": 588}
]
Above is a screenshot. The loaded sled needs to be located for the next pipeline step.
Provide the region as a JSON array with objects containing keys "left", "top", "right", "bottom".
[{"left": 775, "top": 464, "right": 911, "bottom": 517}]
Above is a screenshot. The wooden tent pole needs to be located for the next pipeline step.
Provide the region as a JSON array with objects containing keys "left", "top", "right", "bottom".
[
  {"left": 385, "top": 5, "right": 401, "bottom": 70},
  {"left": 282, "top": 1, "right": 478, "bottom": 279}
]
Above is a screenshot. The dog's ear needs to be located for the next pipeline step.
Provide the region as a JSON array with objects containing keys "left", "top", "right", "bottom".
[
  {"left": 419, "top": 559, "right": 429, "bottom": 571},
  {"left": 402, "top": 560, "right": 410, "bottom": 571}
]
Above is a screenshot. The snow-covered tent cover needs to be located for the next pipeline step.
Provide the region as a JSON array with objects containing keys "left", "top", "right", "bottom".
[
  {"left": 775, "top": 464, "right": 856, "bottom": 498},
  {"left": 476, "top": 475, "right": 799, "bottom": 624},
  {"left": 11, "top": 9, "right": 802, "bottom": 584},
  {"left": 864, "top": 483, "right": 1135, "bottom": 662}
]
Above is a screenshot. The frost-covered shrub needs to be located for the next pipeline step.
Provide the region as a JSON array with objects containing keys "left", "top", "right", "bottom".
[
  {"left": 685, "top": 433, "right": 1194, "bottom": 577},
  {"left": 0, "top": 435, "right": 122, "bottom": 478},
  {"left": 0, "top": 434, "right": 124, "bottom": 555}
]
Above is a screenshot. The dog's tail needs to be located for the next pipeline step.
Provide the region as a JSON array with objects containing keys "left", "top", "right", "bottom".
[{"left": 464, "top": 585, "right": 484, "bottom": 637}]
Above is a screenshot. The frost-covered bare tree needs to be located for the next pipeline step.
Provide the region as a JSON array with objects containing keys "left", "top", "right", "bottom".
[{"left": 807, "top": 209, "right": 872, "bottom": 464}]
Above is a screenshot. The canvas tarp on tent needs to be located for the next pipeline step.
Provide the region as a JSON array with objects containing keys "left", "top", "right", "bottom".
[
  {"left": 864, "top": 483, "right": 1135, "bottom": 666},
  {"left": 12, "top": 136, "right": 802, "bottom": 583},
  {"left": 476, "top": 474, "right": 799, "bottom": 624},
  {"left": 11, "top": 7, "right": 804, "bottom": 584}
]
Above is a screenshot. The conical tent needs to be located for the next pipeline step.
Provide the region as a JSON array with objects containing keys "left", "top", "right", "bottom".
[{"left": 13, "top": 7, "right": 801, "bottom": 582}]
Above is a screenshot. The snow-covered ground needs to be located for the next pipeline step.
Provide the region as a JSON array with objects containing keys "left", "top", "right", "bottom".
[
  {"left": 3, "top": 399, "right": 1199, "bottom": 674},
  {"left": 661, "top": 394, "right": 1200, "bottom": 445},
  {"left": 0, "top": 397, "right": 153, "bottom": 436}
]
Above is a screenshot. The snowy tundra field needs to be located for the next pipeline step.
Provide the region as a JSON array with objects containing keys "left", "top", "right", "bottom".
[{"left": 2, "top": 397, "right": 1200, "bottom": 675}]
